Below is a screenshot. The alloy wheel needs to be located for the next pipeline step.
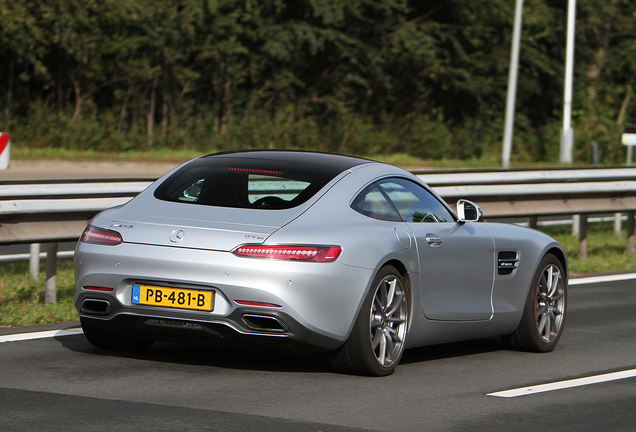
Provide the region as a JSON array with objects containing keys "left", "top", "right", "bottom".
[
  {"left": 535, "top": 264, "right": 566, "bottom": 343},
  {"left": 369, "top": 275, "right": 409, "bottom": 367}
]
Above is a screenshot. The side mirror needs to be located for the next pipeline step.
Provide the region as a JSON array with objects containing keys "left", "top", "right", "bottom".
[{"left": 456, "top": 199, "right": 483, "bottom": 222}]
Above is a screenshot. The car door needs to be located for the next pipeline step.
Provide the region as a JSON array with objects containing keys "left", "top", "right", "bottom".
[{"left": 377, "top": 178, "right": 495, "bottom": 321}]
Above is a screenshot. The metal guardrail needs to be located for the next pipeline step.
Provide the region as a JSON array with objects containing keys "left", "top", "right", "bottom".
[
  {"left": 416, "top": 167, "right": 636, "bottom": 185},
  {"left": 418, "top": 170, "right": 636, "bottom": 259},
  {"left": 2, "top": 169, "right": 636, "bottom": 245},
  {"left": 0, "top": 181, "right": 151, "bottom": 244},
  {"left": 432, "top": 181, "right": 636, "bottom": 218},
  {"left": 0, "top": 179, "right": 154, "bottom": 304},
  {"left": 426, "top": 171, "right": 636, "bottom": 262},
  {"left": 1, "top": 167, "right": 635, "bottom": 300}
]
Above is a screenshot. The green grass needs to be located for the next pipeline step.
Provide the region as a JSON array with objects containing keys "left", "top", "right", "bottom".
[
  {"left": 0, "top": 259, "right": 77, "bottom": 327},
  {"left": 0, "top": 221, "right": 633, "bottom": 327},
  {"left": 539, "top": 221, "right": 636, "bottom": 275},
  {"left": 12, "top": 147, "right": 594, "bottom": 171}
]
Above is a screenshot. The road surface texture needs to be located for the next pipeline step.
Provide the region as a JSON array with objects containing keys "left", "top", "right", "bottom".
[{"left": 1, "top": 277, "right": 635, "bottom": 432}]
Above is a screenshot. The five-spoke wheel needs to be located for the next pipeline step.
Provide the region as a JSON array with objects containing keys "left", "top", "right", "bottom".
[
  {"left": 535, "top": 262, "right": 566, "bottom": 344},
  {"left": 329, "top": 265, "right": 410, "bottom": 376},
  {"left": 369, "top": 273, "right": 409, "bottom": 367},
  {"left": 505, "top": 253, "right": 567, "bottom": 352}
]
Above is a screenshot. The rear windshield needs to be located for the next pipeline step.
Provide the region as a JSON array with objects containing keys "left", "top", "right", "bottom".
[{"left": 154, "top": 156, "right": 347, "bottom": 209}]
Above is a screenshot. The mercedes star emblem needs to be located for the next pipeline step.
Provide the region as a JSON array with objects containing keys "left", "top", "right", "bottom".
[{"left": 169, "top": 229, "right": 185, "bottom": 243}]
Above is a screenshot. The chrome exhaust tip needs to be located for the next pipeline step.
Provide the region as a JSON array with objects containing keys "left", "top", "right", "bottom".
[
  {"left": 80, "top": 299, "right": 111, "bottom": 316},
  {"left": 241, "top": 314, "right": 288, "bottom": 333}
]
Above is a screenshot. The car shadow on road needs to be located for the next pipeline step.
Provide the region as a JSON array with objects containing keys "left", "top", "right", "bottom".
[
  {"left": 56, "top": 334, "right": 333, "bottom": 373},
  {"left": 57, "top": 332, "right": 508, "bottom": 374},
  {"left": 399, "top": 336, "right": 508, "bottom": 365}
]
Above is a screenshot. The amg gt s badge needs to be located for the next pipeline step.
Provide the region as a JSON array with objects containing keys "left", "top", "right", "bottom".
[{"left": 110, "top": 223, "right": 133, "bottom": 229}]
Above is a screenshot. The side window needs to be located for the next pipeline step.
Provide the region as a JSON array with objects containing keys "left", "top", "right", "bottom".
[
  {"left": 351, "top": 183, "right": 401, "bottom": 222},
  {"left": 378, "top": 178, "right": 454, "bottom": 223}
]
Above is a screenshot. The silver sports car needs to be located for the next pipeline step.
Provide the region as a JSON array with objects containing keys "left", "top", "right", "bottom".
[{"left": 74, "top": 151, "right": 567, "bottom": 376}]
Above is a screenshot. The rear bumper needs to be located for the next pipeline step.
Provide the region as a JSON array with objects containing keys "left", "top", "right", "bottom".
[
  {"left": 77, "top": 307, "right": 343, "bottom": 353},
  {"left": 74, "top": 241, "right": 375, "bottom": 352}
]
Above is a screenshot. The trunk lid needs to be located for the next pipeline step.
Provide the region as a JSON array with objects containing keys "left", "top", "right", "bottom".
[{"left": 107, "top": 198, "right": 303, "bottom": 251}]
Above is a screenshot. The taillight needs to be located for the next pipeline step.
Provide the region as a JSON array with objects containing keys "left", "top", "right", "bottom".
[
  {"left": 83, "top": 286, "right": 115, "bottom": 292},
  {"left": 80, "top": 225, "right": 123, "bottom": 245},
  {"left": 234, "top": 300, "right": 282, "bottom": 308},
  {"left": 232, "top": 244, "right": 341, "bottom": 262}
]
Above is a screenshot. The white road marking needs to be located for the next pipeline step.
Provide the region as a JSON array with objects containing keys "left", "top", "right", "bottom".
[
  {"left": 569, "top": 273, "right": 636, "bottom": 286},
  {"left": 0, "top": 328, "right": 84, "bottom": 343},
  {"left": 488, "top": 369, "right": 636, "bottom": 398}
]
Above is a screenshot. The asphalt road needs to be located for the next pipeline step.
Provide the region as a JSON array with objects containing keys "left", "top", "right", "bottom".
[{"left": 1, "top": 277, "right": 635, "bottom": 432}]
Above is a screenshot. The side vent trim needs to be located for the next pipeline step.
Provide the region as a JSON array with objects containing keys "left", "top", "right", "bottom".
[{"left": 498, "top": 251, "right": 519, "bottom": 276}]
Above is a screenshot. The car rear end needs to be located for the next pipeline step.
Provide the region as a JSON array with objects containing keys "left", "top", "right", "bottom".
[{"left": 74, "top": 152, "right": 375, "bottom": 353}]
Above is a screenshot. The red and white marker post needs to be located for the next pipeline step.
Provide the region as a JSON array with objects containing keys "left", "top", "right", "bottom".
[{"left": 0, "top": 133, "right": 9, "bottom": 169}]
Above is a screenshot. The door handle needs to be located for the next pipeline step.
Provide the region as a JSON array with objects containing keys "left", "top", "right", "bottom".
[{"left": 425, "top": 234, "right": 443, "bottom": 247}]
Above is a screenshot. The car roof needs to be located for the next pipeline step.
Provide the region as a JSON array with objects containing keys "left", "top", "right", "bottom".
[{"left": 201, "top": 151, "right": 374, "bottom": 171}]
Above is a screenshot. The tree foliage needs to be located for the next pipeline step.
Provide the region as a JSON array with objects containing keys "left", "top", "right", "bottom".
[{"left": 1, "top": 0, "right": 635, "bottom": 163}]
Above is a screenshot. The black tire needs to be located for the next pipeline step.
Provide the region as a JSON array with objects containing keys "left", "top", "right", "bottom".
[
  {"left": 329, "top": 265, "right": 410, "bottom": 376},
  {"left": 81, "top": 317, "right": 153, "bottom": 352},
  {"left": 506, "top": 254, "right": 567, "bottom": 352}
]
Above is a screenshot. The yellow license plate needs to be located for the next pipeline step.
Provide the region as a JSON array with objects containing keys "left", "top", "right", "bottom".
[{"left": 132, "top": 284, "right": 214, "bottom": 311}]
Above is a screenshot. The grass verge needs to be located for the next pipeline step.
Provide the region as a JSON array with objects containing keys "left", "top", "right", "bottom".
[
  {"left": 541, "top": 220, "right": 636, "bottom": 275},
  {"left": 11, "top": 147, "right": 596, "bottom": 171},
  {"left": 1, "top": 222, "right": 634, "bottom": 328},
  {"left": 0, "top": 259, "right": 77, "bottom": 327}
]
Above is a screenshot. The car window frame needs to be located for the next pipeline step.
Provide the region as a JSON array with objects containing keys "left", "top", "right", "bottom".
[
  {"left": 351, "top": 176, "right": 458, "bottom": 223},
  {"left": 154, "top": 156, "right": 345, "bottom": 210},
  {"left": 350, "top": 182, "right": 402, "bottom": 222}
]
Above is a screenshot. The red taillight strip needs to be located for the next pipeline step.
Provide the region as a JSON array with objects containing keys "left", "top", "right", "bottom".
[
  {"left": 235, "top": 300, "right": 282, "bottom": 308},
  {"left": 83, "top": 286, "right": 115, "bottom": 292},
  {"left": 232, "top": 245, "right": 341, "bottom": 262},
  {"left": 80, "top": 225, "right": 123, "bottom": 245}
]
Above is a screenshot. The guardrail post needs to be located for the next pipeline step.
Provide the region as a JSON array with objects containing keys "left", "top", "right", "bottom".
[
  {"left": 614, "top": 212, "right": 623, "bottom": 236},
  {"left": 45, "top": 243, "right": 58, "bottom": 305},
  {"left": 579, "top": 214, "right": 588, "bottom": 260},
  {"left": 572, "top": 214, "right": 580, "bottom": 236},
  {"left": 627, "top": 211, "right": 635, "bottom": 253},
  {"left": 29, "top": 243, "right": 40, "bottom": 280},
  {"left": 528, "top": 216, "right": 538, "bottom": 229}
]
